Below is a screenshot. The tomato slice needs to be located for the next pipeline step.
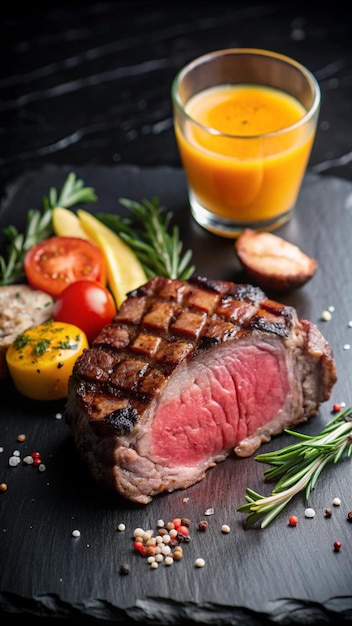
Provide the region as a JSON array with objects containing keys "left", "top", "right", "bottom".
[
  {"left": 24, "top": 236, "right": 107, "bottom": 298},
  {"left": 53, "top": 280, "right": 117, "bottom": 344}
]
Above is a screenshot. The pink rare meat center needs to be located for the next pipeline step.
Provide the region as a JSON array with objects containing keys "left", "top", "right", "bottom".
[{"left": 150, "top": 342, "right": 289, "bottom": 466}]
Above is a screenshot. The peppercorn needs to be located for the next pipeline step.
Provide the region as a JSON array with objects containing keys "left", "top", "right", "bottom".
[
  {"left": 120, "top": 563, "right": 130, "bottom": 575},
  {"left": 171, "top": 518, "right": 182, "bottom": 529},
  {"left": 288, "top": 515, "right": 298, "bottom": 526},
  {"left": 324, "top": 508, "right": 333, "bottom": 518},
  {"left": 221, "top": 524, "right": 231, "bottom": 533},
  {"left": 198, "top": 520, "right": 208, "bottom": 532},
  {"left": 333, "top": 541, "right": 342, "bottom": 552},
  {"left": 181, "top": 517, "right": 191, "bottom": 528},
  {"left": 347, "top": 511, "right": 352, "bottom": 523},
  {"left": 0, "top": 483, "right": 8, "bottom": 492}
]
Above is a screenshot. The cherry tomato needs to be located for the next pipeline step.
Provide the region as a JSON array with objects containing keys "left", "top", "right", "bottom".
[
  {"left": 24, "top": 236, "right": 107, "bottom": 298},
  {"left": 53, "top": 280, "right": 117, "bottom": 344}
]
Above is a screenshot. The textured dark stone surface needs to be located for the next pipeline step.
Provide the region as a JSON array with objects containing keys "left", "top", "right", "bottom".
[{"left": 0, "top": 165, "right": 352, "bottom": 626}]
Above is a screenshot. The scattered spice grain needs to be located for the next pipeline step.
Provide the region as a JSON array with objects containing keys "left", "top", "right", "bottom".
[
  {"left": 0, "top": 483, "right": 8, "bottom": 492},
  {"left": 288, "top": 515, "right": 298, "bottom": 527},
  {"left": 324, "top": 508, "right": 333, "bottom": 518},
  {"left": 119, "top": 563, "right": 130, "bottom": 575},
  {"left": 198, "top": 520, "right": 208, "bottom": 532},
  {"left": 195, "top": 558, "right": 205, "bottom": 568},
  {"left": 333, "top": 541, "right": 342, "bottom": 552},
  {"left": 221, "top": 524, "right": 231, "bottom": 533},
  {"left": 17, "top": 434, "right": 26, "bottom": 442},
  {"left": 347, "top": 512, "right": 352, "bottom": 523},
  {"left": 321, "top": 310, "right": 332, "bottom": 321},
  {"left": 332, "top": 497, "right": 341, "bottom": 506}
]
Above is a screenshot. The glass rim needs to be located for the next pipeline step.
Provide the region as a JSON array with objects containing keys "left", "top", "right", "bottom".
[{"left": 171, "top": 48, "right": 321, "bottom": 140}]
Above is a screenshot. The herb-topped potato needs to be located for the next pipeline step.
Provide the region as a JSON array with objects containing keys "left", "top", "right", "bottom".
[{"left": 6, "top": 320, "right": 88, "bottom": 400}]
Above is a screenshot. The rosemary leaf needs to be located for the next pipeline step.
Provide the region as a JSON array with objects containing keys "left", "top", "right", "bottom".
[
  {"left": 237, "top": 407, "right": 352, "bottom": 528},
  {"left": 97, "top": 197, "right": 195, "bottom": 280}
]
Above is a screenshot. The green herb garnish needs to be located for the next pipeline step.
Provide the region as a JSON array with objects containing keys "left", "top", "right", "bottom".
[
  {"left": 33, "top": 339, "right": 51, "bottom": 356},
  {"left": 237, "top": 407, "right": 352, "bottom": 529},
  {"left": 97, "top": 197, "right": 195, "bottom": 280},
  {"left": 0, "top": 172, "right": 97, "bottom": 285},
  {"left": 56, "top": 340, "right": 79, "bottom": 350}
]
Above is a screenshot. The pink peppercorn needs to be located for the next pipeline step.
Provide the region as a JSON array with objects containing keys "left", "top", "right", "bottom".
[
  {"left": 333, "top": 541, "right": 342, "bottom": 551},
  {"left": 288, "top": 515, "right": 298, "bottom": 527}
]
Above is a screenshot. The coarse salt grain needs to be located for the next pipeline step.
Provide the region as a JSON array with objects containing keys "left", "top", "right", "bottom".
[
  {"left": 38, "top": 464, "right": 46, "bottom": 472},
  {"left": 117, "top": 523, "right": 126, "bottom": 531},
  {"left": 204, "top": 508, "right": 214, "bottom": 516},
  {"left": 71, "top": 529, "right": 81, "bottom": 538},
  {"left": 221, "top": 524, "right": 231, "bottom": 534},
  {"left": 55, "top": 413, "right": 62, "bottom": 420},
  {"left": 9, "top": 456, "right": 21, "bottom": 467},
  {"left": 12, "top": 450, "right": 20, "bottom": 456},
  {"left": 195, "top": 558, "right": 205, "bottom": 568},
  {"left": 343, "top": 344, "right": 351, "bottom": 350},
  {"left": 23, "top": 456, "right": 34, "bottom": 465},
  {"left": 304, "top": 508, "right": 316, "bottom": 518}
]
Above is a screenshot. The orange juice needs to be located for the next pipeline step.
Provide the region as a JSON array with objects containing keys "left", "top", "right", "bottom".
[{"left": 174, "top": 84, "right": 315, "bottom": 227}]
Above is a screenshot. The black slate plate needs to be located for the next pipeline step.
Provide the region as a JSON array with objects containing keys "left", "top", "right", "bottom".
[{"left": 0, "top": 165, "right": 352, "bottom": 626}]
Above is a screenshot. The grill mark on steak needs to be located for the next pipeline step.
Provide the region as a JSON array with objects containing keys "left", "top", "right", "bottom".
[{"left": 65, "top": 276, "right": 337, "bottom": 504}]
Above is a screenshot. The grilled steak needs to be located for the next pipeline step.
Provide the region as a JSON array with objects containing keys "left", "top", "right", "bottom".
[{"left": 65, "top": 276, "right": 337, "bottom": 504}]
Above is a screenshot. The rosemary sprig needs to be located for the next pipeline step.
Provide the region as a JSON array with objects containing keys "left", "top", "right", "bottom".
[
  {"left": 237, "top": 407, "right": 352, "bottom": 529},
  {"left": 97, "top": 197, "right": 195, "bottom": 280},
  {"left": 0, "top": 172, "right": 97, "bottom": 285}
]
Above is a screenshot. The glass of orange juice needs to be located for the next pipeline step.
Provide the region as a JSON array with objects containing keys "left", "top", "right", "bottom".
[{"left": 171, "top": 48, "right": 321, "bottom": 238}]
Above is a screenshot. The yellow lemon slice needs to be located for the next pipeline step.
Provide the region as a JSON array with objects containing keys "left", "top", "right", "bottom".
[
  {"left": 52, "top": 206, "right": 90, "bottom": 239},
  {"left": 77, "top": 210, "right": 147, "bottom": 306}
]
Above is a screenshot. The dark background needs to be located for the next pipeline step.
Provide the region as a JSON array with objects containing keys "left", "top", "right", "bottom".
[{"left": 1, "top": 0, "right": 352, "bottom": 203}]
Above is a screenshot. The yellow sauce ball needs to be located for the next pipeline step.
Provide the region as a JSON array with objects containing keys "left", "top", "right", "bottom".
[{"left": 6, "top": 320, "right": 88, "bottom": 401}]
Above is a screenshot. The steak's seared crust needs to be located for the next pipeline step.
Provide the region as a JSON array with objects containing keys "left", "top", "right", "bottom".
[{"left": 65, "top": 276, "right": 337, "bottom": 503}]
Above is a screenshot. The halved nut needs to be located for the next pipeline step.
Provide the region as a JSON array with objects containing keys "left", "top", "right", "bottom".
[{"left": 234, "top": 229, "right": 317, "bottom": 292}]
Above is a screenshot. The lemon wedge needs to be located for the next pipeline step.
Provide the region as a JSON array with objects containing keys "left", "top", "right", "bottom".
[
  {"left": 77, "top": 209, "right": 147, "bottom": 306},
  {"left": 52, "top": 206, "right": 90, "bottom": 239}
]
